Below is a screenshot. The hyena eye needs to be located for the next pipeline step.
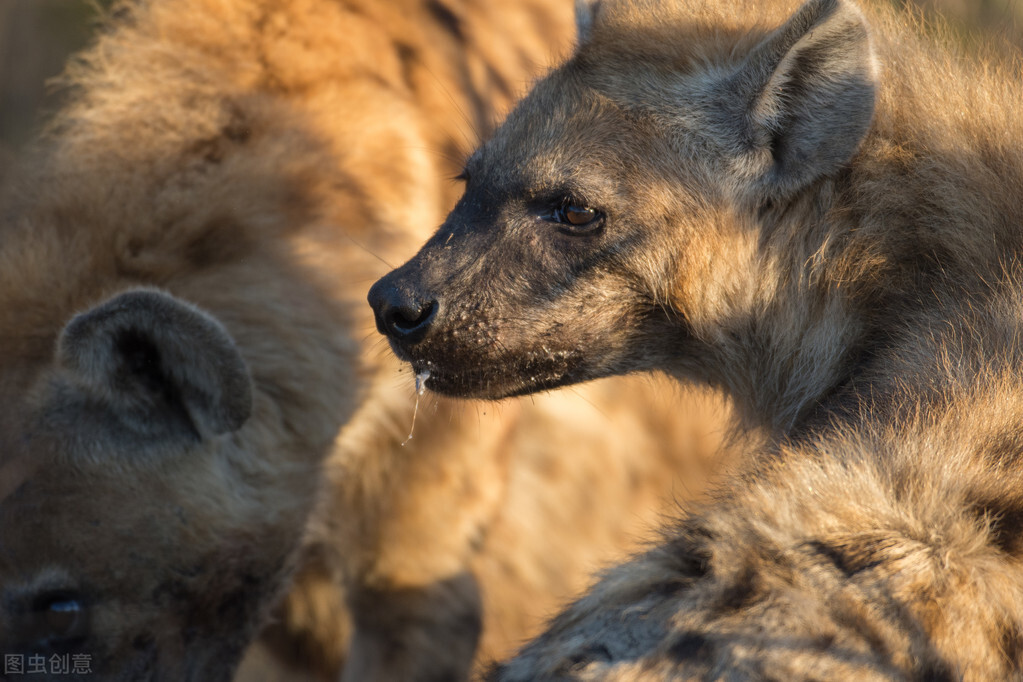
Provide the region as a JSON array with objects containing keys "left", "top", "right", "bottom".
[{"left": 548, "top": 202, "right": 603, "bottom": 234}]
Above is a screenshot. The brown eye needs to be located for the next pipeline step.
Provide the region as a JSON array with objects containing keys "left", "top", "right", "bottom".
[
  {"left": 548, "top": 202, "right": 603, "bottom": 233},
  {"left": 565, "top": 206, "right": 596, "bottom": 225}
]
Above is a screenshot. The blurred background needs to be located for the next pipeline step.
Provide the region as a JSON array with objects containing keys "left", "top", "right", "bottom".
[
  {"left": 0, "top": 0, "right": 112, "bottom": 159},
  {"left": 0, "top": 0, "right": 1021, "bottom": 157}
]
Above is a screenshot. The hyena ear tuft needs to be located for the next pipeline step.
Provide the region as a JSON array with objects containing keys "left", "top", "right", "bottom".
[
  {"left": 56, "top": 288, "right": 253, "bottom": 447},
  {"left": 728, "top": 0, "right": 877, "bottom": 198},
  {"left": 575, "top": 0, "right": 602, "bottom": 46}
]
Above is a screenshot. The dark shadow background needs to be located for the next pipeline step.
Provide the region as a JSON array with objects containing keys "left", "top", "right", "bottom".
[{"left": 0, "top": 0, "right": 113, "bottom": 157}]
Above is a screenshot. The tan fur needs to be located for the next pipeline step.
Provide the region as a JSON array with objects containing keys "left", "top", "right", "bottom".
[
  {"left": 0, "top": 1, "right": 734, "bottom": 680},
  {"left": 495, "top": 286, "right": 1023, "bottom": 678},
  {"left": 364, "top": 0, "right": 1023, "bottom": 678},
  {"left": 496, "top": 365, "right": 1023, "bottom": 680}
]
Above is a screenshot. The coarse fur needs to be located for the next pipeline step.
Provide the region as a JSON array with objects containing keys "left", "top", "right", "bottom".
[
  {"left": 368, "top": 0, "right": 1023, "bottom": 678},
  {"left": 494, "top": 291, "right": 1023, "bottom": 680},
  {"left": 0, "top": 1, "right": 733, "bottom": 680}
]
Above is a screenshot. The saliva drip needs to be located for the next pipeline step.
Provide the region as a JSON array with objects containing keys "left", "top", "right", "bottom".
[{"left": 402, "top": 370, "right": 431, "bottom": 446}]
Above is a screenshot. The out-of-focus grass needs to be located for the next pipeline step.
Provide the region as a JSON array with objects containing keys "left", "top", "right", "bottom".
[
  {"left": 899, "top": 0, "right": 1023, "bottom": 39},
  {"left": 891, "top": 0, "right": 1023, "bottom": 56}
]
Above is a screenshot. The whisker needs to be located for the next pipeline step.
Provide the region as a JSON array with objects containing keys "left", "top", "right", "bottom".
[{"left": 342, "top": 233, "right": 397, "bottom": 269}]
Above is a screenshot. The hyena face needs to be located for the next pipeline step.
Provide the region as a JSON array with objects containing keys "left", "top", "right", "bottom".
[
  {"left": 371, "top": 82, "right": 702, "bottom": 398},
  {"left": 370, "top": 0, "right": 876, "bottom": 401}
]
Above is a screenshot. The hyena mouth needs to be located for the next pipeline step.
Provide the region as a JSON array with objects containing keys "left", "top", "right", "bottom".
[{"left": 410, "top": 349, "right": 583, "bottom": 400}]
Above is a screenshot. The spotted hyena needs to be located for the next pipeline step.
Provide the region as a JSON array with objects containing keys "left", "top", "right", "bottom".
[{"left": 370, "top": 0, "right": 1023, "bottom": 677}]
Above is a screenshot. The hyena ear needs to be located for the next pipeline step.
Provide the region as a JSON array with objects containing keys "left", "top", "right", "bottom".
[
  {"left": 575, "top": 0, "right": 602, "bottom": 46},
  {"left": 54, "top": 289, "right": 253, "bottom": 450},
  {"left": 725, "top": 0, "right": 877, "bottom": 198}
]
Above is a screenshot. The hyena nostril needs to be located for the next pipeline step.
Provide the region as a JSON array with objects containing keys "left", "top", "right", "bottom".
[
  {"left": 368, "top": 276, "right": 438, "bottom": 345},
  {"left": 383, "top": 299, "right": 437, "bottom": 342},
  {"left": 388, "top": 300, "right": 435, "bottom": 331}
]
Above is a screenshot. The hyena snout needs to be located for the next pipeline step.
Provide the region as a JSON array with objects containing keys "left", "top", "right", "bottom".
[{"left": 368, "top": 270, "right": 438, "bottom": 346}]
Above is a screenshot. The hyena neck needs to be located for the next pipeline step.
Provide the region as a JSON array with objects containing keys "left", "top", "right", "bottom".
[
  {"left": 659, "top": 183, "right": 865, "bottom": 436},
  {"left": 681, "top": 279, "right": 868, "bottom": 437},
  {"left": 673, "top": 175, "right": 981, "bottom": 439},
  {"left": 707, "top": 176, "right": 1023, "bottom": 440}
]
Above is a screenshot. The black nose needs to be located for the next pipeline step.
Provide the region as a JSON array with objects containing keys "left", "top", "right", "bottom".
[{"left": 368, "top": 277, "right": 438, "bottom": 345}]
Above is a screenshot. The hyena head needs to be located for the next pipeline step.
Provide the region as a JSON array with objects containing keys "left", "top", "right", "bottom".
[
  {"left": 0, "top": 290, "right": 314, "bottom": 681},
  {"left": 370, "top": 0, "right": 877, "bottom": 417}
]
